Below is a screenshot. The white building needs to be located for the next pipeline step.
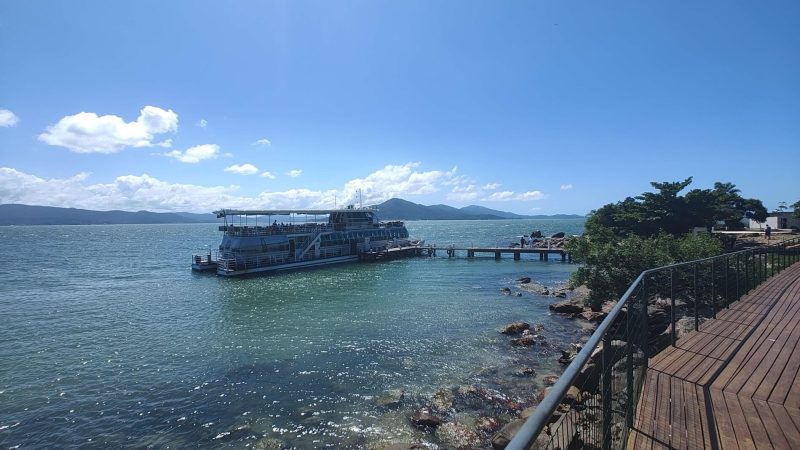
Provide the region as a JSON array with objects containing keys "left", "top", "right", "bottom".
[{"left": 748, "top": 212, "right": 800, "bottom": 230}]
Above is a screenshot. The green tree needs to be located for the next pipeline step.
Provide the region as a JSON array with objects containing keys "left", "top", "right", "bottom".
[
  {"left": 568, "top": 178, "right": 763, "bottom": 308},
  {"left": 793, "top": 200, "right": 800, "bottom": 218}
]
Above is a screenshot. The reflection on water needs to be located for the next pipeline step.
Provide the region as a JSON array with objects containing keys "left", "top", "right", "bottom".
[{"left": 0, "top": 220, "right": 584, "bottom": 448}]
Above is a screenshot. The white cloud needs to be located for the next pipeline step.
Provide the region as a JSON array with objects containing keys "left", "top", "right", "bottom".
[
  {"left": 225, "top": 163, "right": 259, "bottom": 175},
  {"left": 260, "top": 171, "right": 276, "bottom": 179},
  {"left": 560, "top": 184, "right": 573, "bottom": 190},
  {"left": 286, "top": 169, "right": 302, "bottom": 178},
  {"left": 0, "top": 162, "right": 462, "bottom": 213},
  {"left": 482, "top": 183, "right": 500, "bottom": 190},
  {"left": 38, "top": 106, "right": 178, "bottom": 153},
  {"left": 254, "top": 138, "right": 271, "bottom": 146},
  {"left": 517, "top": 190, "right": 547, "bottom": 201},
  {"left": 485, "top": 191, "right": 515, "bottom": 201},
  {"left": 196, "top": 119, "right": 207, "bottom": 129},
  {"left": 447, "top": 184, "right": 480, "bottom": 201},
  {"left": 164, "top": 144, "right": 220, "bottom": 164},
  {"left": 0, "top": 109, "right": 19, "bottom": 127},
  {"left": 341, "top": 162, "right": 457, "bottom": 206}
]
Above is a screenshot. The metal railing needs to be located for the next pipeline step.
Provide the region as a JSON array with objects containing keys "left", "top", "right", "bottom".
[{"left": 507, "top": 236, "right": 800, "bottom": 450}]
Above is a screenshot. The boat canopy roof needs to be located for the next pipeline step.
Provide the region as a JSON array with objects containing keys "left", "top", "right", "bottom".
[{"left": 214, "top": 207, "right": 376, "bottom": 218}]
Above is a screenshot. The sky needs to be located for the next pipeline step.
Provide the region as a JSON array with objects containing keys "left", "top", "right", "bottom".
[{"left": 0, "top": 1, "right": 798, "bottom": 215}]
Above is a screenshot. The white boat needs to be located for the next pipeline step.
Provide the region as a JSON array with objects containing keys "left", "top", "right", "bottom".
[{"left": 195, "top": 206, "right": 416, "bottom": 277}]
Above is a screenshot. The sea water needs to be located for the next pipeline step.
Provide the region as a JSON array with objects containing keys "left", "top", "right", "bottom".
[{"left": 0, "top": 219, "right": 584, "bottom": 449}]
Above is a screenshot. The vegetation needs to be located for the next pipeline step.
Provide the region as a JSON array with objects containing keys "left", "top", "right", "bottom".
[
  {"left": 793, "top": 200, "right": 800, "bottom": 218},
  {"left": 569, "top": 178, "right": 766, "bottom": 309}
]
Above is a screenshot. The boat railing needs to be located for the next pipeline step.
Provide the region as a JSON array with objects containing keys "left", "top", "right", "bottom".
[{"left": 223, "top": 223, "right": 334, "bottom": 237}]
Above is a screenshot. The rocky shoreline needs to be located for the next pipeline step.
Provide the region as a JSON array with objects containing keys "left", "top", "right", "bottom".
[{"left": 358, "top": 279, "right": 602, "bottom": 450}]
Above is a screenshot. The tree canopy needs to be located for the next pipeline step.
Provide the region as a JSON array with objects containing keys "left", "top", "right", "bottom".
[
  {"left": 569, "top": 178, "right": 766, "bottom": 308},
  {"left": 584, "top": 177, "right": 767, "bottom": 238}
]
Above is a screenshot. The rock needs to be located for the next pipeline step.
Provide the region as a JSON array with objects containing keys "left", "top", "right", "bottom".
[
  {"left": 511, "top": 367, "right": 536, "bottom": 377},
  {"left": 253, "top": 437, "right": 286, "bottom": 450},
  {"left": 554, "top": 291, "right": 567, "bottom": 298},
  {"left": 558, "top": 343, "right": 581, "bottom": 364},
  {"left": 549, "top": 298, "right": 585, "bottom": 315},
  {"left": 531, "top": 230, "right": 543, "bottom": 238},
  {"left": 521, "top": 406, "right": 535, "bottom": 419},
  {"left": 500, "top": 321, "right": 530, "bottom": 335},
  {"left": 514, "top": 292, "right": 522, "bottom": 297},
  {"left": 380, "top": 445, "right": 428, "bottom": 450},
  {"left": 550, "top": 232, "right": 565, "bottom": 238},
  {"left": 510, "top": 335, "right": 536, "bottom": 346},
  {"left": 410, "top": 408, "right": 444, "bottom": 428},
  {"left": 542, "top": 375, "right": 559, "bottom": 386},
  {"left": 577, "top": 311, "right": 607, "bottom": 323},
  {"left": 376, "top": 389, "right": 405, "bottom": 407},
  {"left": 562, "top": 386, "right": 582, "bottom": 404},
  {"left": 436, "top": 422, "right": 481, "bottom": 450},
  {"left": 432, "top": 388, "right": 455, "bottom": 411},
  {"left": 500, "top": 287, "right": 511, "bottom": 295},
  {"left": 518, "top": 282, "right": 550, "bottom": 296},
  {"left": 491, "top": 418, "right": 524, "bottom": 449},
  {"left": 517, "top": 277, "right": 532, "bottom": 284},
  {"left": 476, "top": 416, "right": 502, "bottom": 433}
]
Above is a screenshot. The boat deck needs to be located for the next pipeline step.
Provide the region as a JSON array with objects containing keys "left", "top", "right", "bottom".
[{"left": 628, "top": 262, "right": 800, "bottom": 449}]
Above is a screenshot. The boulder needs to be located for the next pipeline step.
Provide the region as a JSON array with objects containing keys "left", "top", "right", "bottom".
[
  {"left": 531, "top": 230, "right": 543, "bottom": 238},
  {"left": 562, "top": 386, "right": 582, "bottom": 404},
  {"left": 410, "top": 408, "right": 444, "bottom": 428},
  {"left": 512, "top": 367, "right": 536, "bottom": 377},
  {"left": 500, "top": 321, "right": 530, "bottom": 335},
  {"left": 491, "top": 418, "right": 524, "bottom": 450},
  {"left": 511, "top": 335, "right": 536, "bottom": 346},
  {"left": 550, "top": 232, "right": 565, "bottom": 238},
  {"left": 542, "top": 375, "right": 560, "bottom": 386},
  {"left": 380, "top": 445, "right": 428, "bottom": 450},
  {"left": 432, "top": 388, "right": 455, "bottom": 411},
  {"left": 549, "top": 298, "right": 585, "bottom": 315},
  {"left": 476, "top": 416, "right": 502, "bottom": 433},
  {"left": 517, "top": 277, "right": 532, "bottom": 284},
  {"left": 577, "top": 311, "right": 607, "bottom": 323},
  {"left": 436, "top": 422, "right": 481, "bottom": 450},
  {"left": 500, "top": 287, "right": 511, "bottom": 295}
]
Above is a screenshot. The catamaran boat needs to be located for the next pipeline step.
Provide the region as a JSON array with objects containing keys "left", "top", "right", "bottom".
[{"left": 193, "top": 206, "right": 419, "bottom": 276}]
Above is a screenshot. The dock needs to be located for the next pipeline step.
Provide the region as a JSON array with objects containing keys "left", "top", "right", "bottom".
[{"left": 425, "top": 244, "right": 571, "bottom": 261}]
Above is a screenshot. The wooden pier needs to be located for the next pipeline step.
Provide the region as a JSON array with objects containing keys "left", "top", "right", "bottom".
[
  {"left": 426, "top": 245, "right": 571, "bottom": 262},
  {"left": 628, "top": 262, "right": 800, "bottom": 449}
]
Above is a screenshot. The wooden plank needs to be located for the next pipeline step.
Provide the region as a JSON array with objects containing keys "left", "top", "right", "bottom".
[
  {"left": 723, "top": 391, "right": 756, "bottom": 450},
  {"left": 710, "top": 388, "right": 738, "bottom": 450},
  {"left": 752, "top": 399, "right": 791, "bottom": 449},
  {"left": 670, "top": 375, "right": 686, "bottom": 449},
  {"left": 737, "top": 396, "right": 773, "bottom": 449}
]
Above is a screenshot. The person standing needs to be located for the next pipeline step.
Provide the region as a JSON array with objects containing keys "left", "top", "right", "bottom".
[{"left": 765, "top": 224, "right": 772, "bottom": 241}]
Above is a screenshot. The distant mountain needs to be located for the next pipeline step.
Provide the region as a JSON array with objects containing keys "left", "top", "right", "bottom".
[
  {"left": 373, "top": 198, "right": 584, "bottom": 220},
  {"left": 0, "top": 204, "right": 218, "bottom": 226}
]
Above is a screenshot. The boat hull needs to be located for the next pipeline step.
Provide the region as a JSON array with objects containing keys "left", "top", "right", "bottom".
[{"left": 216, "top": 255, "right": 359, "bottom": 277}]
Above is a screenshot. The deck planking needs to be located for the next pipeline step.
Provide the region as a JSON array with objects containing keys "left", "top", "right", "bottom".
[{"left": 628, "top": 262, "right": 800, "bottom": 449}]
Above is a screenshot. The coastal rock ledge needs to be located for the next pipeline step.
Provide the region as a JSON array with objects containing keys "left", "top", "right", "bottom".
[{"left": 500, "top": 321, "right": 530, "bottom": 335}]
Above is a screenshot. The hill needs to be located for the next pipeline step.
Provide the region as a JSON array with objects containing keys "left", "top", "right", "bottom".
[
  {"left": 0, "top": 204, "right": 217, "bottom": 226},
  {"left": 373, "top": 198, "right": 584, "bottom": 220}
]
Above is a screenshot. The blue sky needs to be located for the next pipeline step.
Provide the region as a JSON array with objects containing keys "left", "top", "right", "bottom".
[{"left": 0, "top": 1, "right": 798, "bottom": 214}]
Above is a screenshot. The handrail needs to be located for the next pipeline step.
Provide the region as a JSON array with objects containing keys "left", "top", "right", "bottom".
[{"left": 507, "top": 235, "right": 800, "bottom": 450}]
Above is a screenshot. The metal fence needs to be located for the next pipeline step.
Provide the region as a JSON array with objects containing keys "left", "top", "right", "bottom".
[{"left": 506, "top": 236, "right": 800, "bottom": 450}]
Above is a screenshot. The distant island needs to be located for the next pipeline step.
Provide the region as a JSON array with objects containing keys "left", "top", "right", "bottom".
[{"left": 0, "top": 200, "right": 583, "bottom": 226}]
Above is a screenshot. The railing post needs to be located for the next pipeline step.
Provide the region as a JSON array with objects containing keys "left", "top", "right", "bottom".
[
  {"left": 694, "top": 263, "right": 699, "bottom": 331},
  {"left": 670, "top": 269, "right": 676, "bottom": 346},
  {"left": 602, "top": 331, "right": 613, "bottom": 450},
  {"left": 626, "top": 289, "right": 635, "bottom": 427},
  {"left": 724, "top": 255, "right": 730, "bottom": 308},
  {"left": 711, "top": 260, "right": 716, "bottom": 319},
  {"left": 744, "top": 251, "right": 750, "bottom": 293},
  {"left": 736, "top": 253, "right": 740, "bottom": 300}
]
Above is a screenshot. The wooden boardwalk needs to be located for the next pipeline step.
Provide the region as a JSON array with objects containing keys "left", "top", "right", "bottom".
[{"left": 629, "top": 262, "right": 800, "bottom": 449}]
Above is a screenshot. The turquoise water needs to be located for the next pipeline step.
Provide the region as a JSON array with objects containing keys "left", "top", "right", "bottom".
[{"left": 0, "top": 219, "right": 584, "bottom": 449}]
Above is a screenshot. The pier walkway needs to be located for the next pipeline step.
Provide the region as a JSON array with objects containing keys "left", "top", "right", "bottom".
[{"left": 628, "top": 262, "right": 800, "bottom": 449}]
